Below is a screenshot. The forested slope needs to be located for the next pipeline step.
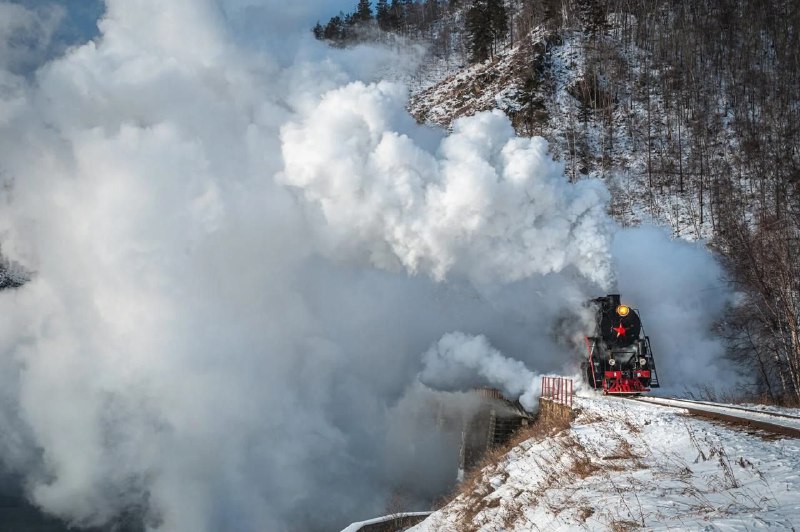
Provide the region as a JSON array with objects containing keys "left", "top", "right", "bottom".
[{"left": 315, "top": 0, "right": 800, "bottom": 403}]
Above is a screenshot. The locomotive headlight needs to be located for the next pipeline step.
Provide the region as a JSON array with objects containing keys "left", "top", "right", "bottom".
[
  {"left": 616, "top": 305, "right": 630, "bottom": 317},
  {"left": 639, "top": 357, "right": 647, "bottom": 366},
  {"left": 608, "top": 358, "right": 616, "bottom": 366}
]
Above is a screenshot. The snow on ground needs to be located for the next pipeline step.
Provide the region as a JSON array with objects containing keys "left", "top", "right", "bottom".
[
  {"left": 739, "top": 404, "right": 800, "bottom": 418},
  {"left": 635, "top": 396, "right": 800, "bottom": 433},
  {"left": 409, "top": 396, "right": 800, "bottom": 531},
  {"left": 407, "top": 21, "right": 726, "bottom": 242}
]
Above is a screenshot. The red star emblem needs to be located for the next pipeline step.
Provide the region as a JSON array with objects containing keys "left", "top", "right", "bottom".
[{"left": 612, "top": 322, "right": 627, "bottom": 337}]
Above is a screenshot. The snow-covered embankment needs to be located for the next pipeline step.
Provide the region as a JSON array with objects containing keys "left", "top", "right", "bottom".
[{"left": 410, "top": 396, "right": 800, "bottom": 530}]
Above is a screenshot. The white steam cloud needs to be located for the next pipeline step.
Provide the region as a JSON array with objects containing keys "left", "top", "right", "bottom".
[
  {"left": 419, "top": 332, "right": 539, "bottom": 410},
  {"left": 612, "top": 227, "right": 739, "bottom": 391},
  {"left": 0, "top": 1, "right": 740, "bottom": 531},
  {"left": 280, "top": 84, "right": 612, "bottom": 285}
]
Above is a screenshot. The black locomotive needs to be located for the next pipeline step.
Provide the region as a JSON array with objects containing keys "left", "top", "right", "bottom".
[{"left": 583, "top": 294, "right": 660, "bottom": 394}]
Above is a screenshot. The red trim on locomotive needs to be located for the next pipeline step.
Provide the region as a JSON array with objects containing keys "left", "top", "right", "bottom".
[
  {"left": 585, "top": 336, "right": 598, "bottom": 389},
  {"left": 603, "top": 376, "right": 650, "bottom": 394}
]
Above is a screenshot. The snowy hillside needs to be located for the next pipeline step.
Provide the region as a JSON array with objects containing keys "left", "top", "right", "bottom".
[
  {"left": 408, "top": 396, "right": 800, "bottom": 531},
  {"left": 408, "top": 25, "right": 715, "bottom": 241},
  {"left": 402, "top": 3, "right": 800, "bottom": 417}
]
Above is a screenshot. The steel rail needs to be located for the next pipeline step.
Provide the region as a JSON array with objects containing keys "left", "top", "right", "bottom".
[{"left": 626, "top": 396, "right": 800, "bottom": 438}]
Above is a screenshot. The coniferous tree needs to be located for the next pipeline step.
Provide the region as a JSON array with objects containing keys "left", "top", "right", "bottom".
[
  {"left": 389, "top": 0, "right": 404, "bottom": 31},
  {"left": 312, "top": 21, "right": 324, "bottom": 40},
  {"left": 488, "top": 0, "right": 508, "bottom": 44},
  {"left": 466, "top": 0, "right": 508, "bottom": 63},
  {"left": 376, "top": 0, "right": 391, "bottom": 29},
  {"left": 323, "top": 15, "right": 345, "bottom": 41},
  {"left": 354, "top": 0, "right": 373, "bottom": 23},
  {"left": 466, "top": 1, "right": 492, "bottom": 62}
]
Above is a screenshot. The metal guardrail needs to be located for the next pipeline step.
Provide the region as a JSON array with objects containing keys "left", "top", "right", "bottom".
[
  {"left": 340, "top": 511, "right": 432, "bottom": 532},
  {"left": 540, "top": 376, "right": 573, "bottom": 408}
]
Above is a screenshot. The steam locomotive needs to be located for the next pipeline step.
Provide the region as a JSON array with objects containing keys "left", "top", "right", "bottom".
[{"left": 583, "top": 294, "right": 660, "bottom": 394}]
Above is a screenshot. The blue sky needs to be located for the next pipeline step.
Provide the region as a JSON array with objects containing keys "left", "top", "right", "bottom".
[
  {"left": 10, "top": 0, "right": 364, "bottom": 40},
  {"left": 12, "top": 0, "right": 105, "bottom": 42},
  {"left": 5, "top": 0, "right": 364, "bottom": 70}
]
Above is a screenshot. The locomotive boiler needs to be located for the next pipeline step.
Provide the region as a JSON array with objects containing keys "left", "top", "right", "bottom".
[{"left": 583, "top": 294, "right": 660, "bottom": 394}]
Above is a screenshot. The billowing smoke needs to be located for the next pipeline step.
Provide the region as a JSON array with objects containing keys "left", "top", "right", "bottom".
[
  {"left": 0, "top": 1, "right": 739, "bottom": 531},
  {"left": 419, "top": 332, "right": 539, "bottom": 410},
  {"left": 612, "top": 226, "right": 739, "bottom": 393},
  {"left": 280, "top": 86, "right": 612, "bottom": 285}
]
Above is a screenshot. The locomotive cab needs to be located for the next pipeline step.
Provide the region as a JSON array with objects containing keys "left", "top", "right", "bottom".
[{"left": 584, "top": 294, "right": 660, "bottom": 394}]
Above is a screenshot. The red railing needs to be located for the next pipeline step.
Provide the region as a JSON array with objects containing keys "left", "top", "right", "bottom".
[{"left": 540, "top": 376, "right": 574, "bottom": 408}]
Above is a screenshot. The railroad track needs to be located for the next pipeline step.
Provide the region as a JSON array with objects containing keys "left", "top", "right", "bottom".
[{"left": 626, "top": 396, "right": 800, "bottom": 439}]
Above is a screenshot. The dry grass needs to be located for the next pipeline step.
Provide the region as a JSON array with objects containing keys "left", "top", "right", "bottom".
[
  {"left": 445, "top": 405, "right": 660, "bottom": 531},
  {"left": 621, "top": 418, "right": 641, "bottom": 434},
  {"left": 447, "top": 409, "right": 573, "bottom": 531},
  {"left": 578, "top": 506, "right": 595, "bottom": 523},
  {"left": 560, "top": 434, "right": 602, "bottom": 479},
  {"left": 570, "top": 454, "right": 602, "bottom": 478},
  {"left": 602, "top": 439, "right": 639, "bottom": 461},
  {"left": 507, "top": 413, "right": 572, "bottom": 449},
  {"left": 577, "top": 410, "right": 605, "bottom": 425},
  {"left": 610, "top": 519, "right": 641, "bottom": 532},
  {"left": 500, "top": 500, "right": 525, "bottom": 529}
]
